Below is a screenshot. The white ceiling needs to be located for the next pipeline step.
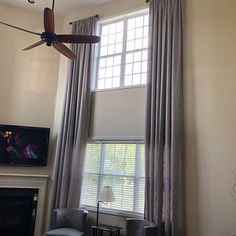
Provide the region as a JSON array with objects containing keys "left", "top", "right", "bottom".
[{"left": 0, "top": 0, "right": 117, "bottom": 16}]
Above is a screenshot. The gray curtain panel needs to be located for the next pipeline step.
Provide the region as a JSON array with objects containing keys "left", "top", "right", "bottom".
[
  {"left": 145, "top": 0, "right": 185, "bottom": 236},
  {"left": 52, "top": 16, "right": 97, "bottom": 209}
]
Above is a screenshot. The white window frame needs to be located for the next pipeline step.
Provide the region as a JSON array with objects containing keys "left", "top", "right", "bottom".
[
  {"left": 80, "top": 141, "right": 145, "bottom": 216},
  {"left": 93, "top": 9, "right": 149, "bottom": 91}
]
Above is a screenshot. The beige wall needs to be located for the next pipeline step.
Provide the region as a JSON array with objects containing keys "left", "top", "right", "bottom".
[
  {"left": 0, "top": 4, "right": 63, "bottom": 233},
  {"left": 0, "top": 4, "right": 62, "bottom": 174},
  {"left": 185, "top": 0, "right": 236, "bottom": 235}
]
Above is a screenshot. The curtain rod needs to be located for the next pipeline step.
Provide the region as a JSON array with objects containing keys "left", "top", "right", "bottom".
[{"left": 69, "top": 14, "right": 99, "bottom": 25}]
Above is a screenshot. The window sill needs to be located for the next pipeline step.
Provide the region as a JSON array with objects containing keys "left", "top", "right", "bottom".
[{"left": 80, "top": 205, "right": 144, "bottom": 218}]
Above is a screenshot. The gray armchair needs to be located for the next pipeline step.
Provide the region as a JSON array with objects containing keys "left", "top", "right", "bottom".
[
  {"left": 126, "top": 218, "right": 158, "bottom": 236},
  {"left": 45, "top": 208, "right": 88, "bottom": 236}
]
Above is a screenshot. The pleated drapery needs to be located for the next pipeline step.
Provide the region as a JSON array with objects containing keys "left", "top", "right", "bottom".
[
  {"left": 145, "top": 0, "right": 185, "bottom": 235},
  {"left": 52, "top": 16, "right": 97, "bottom": 209}
]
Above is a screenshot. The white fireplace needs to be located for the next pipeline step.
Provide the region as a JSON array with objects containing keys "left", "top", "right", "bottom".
[{"left": 0, "top": 173, "right": 48, "bottom": 236}]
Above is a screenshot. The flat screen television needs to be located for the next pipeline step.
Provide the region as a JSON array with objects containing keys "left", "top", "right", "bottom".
[{"left": 0, "top": 124, "right": 50, "bottom": 166}]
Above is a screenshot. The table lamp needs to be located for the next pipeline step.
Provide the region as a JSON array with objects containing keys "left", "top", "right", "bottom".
[{"left": 96, "top": 186, "right": 115, "bottom": 226}]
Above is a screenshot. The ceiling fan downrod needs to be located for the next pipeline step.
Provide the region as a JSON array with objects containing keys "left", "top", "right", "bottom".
[{"left": 52, "top": 0, "right": 55, "bottom": 12}]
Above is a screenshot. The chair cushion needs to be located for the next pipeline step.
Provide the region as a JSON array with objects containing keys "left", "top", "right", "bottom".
[{"left": 45, "top": 228, "right": 84, "bottom": 236}]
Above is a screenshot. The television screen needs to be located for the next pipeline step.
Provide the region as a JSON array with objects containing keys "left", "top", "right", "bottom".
[{"left": 0, "top": 124, "right": 50, "bottom": 166}]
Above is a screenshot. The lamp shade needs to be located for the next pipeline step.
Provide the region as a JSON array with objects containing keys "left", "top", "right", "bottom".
[{"left": 99, "top": 186, "right": 115, "bottom": 202}]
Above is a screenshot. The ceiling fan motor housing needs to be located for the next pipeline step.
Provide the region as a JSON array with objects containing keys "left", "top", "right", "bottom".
[{"left": 41, "top": 32, "right": 58, "bottom": 46}]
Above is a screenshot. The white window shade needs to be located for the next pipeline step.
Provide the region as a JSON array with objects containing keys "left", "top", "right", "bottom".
[{"left": 90, "top": 86, "right": 146, "bottom": 140}]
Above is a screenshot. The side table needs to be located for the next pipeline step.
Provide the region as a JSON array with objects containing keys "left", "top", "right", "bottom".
[{"left": 91, "top": 224, "right": 122, "bottom": 236}]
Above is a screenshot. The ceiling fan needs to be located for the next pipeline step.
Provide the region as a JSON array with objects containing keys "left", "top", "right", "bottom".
[{"left": 0, "top": 0, "right": 100, "bottom": 60}]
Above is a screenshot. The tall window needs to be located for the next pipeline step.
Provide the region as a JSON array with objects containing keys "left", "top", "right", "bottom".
[
  {"left": 81, "top": 142, "right": 145, "bottom": 214},
  {"left": 96, "top": 11, "right": 149, "bottom": 90}
]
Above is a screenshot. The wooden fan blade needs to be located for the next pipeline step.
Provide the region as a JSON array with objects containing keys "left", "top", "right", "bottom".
[
  {"left": 0, "top": 21, "right": 41, "bottom": 35},
  {"left": 53, "top": 43, "right": 76, "bottom": 60},
  {"left": 57, "top": 34, "right": 100, "bottom": 44},
  {"left": 23, "top": 40, "right": 44, "bottom": 51},
  {"left": 44, "top": 7, "right": 55, "bottom": 34}
]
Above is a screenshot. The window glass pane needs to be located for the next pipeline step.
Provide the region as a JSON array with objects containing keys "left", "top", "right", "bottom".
[
  {"left": 99, "top": 58, "right": 106, "bottom": 68},
  {"left": 144, "top": 15, "right": 149, "bottom": 26},
  {"left": 126, "top": 53, "right": 133, "bottom": 64},
  {"left": 136, "top": 16, "right": 144, "bottom": 28},
  {"left": 116, "top": 33, "right": 123, "bottom": 43},
  {"left": 135, "top": 39, "right": 143, "bottom": 49},
  {"left": 133, "top": 62, "right": 141, "bottom": 74},
  {"left": 103, "top": 144, "right": 116, "bottom": 174},
  {"left": 108, "top": 34, "right": 116, "bottom": 44},
  {"left": 133, "top": 74, "right": 141, "bottom": 85},
  {"left": 113, "top": 65, "right": 120, "bottom": 77},
  {"left": 82, "top": 174, "right": 99, "bottom": 206},
  {"left": 124, "top": 144, "right": 136, "bottom": 175},
  {"left": 114, "top": 55, "right": 121, "bottom": 65},
  {"left": 113, "top": 77, "right": 120, "bottom": 87},
  {"left": 108, "top": 45, "right": 115, "bottom": 55},
  {"left": 97, "top": 79, "right": 105, "bottom": 89},
  {"left": 141, "top": 73, "right": 147, "bottom": 84},
  {"left": 115, "top": 43, "right": 123, "bottom": 54},
  {"left": 125, "top": 64, "right": 133, "bottom": 75},
  {"left": 142, "top": 61, "right": 147, "bottom": 73},
  {"left": 143, "top": 37, "right": 148, "bottom": 48},
  {"left": 126, "top": 40, "right": 135, "bottom": 51},
  {"left": 99, "top": 68, "right": 105, "bottom": 78},
  {"left": 144, "top": 26, "right": 149, "bottom": 37},
  {"left": 105, "top": 78, "right": 112, "bottom": 88},
  {"left": 81, "top": 143, "right": 145, "bottom": 214},
  {"left": 106, "top": 67, "right": 113, "bottom": 77},
  {"left": 109, "top": 23, "right": 116, "bottom": 34},
  {"left": 128, "top": 18, "right": 135, "bottom": 30},
  {"left": 135, "top": 28, "right": 143, "bottom": 39},
  {"left": 140, "top": 144, "right": 145, "bottom": 177},
  {"left": 125, "top": 75, "right": 132, "bottom": 86},
  {"left": 106, "top": 57, "right": 113, "bottom": 67},
  {"left": 134, "top": 51, "right": 142, "bottom": 62},
  {"left": 127, "top": 30, "right": 135, "bottom": 40},
  {"left": 100, "top": 46, "right": 108, "bottom": 56},
  {"left": 116, "top": 21, "right": 124, "bottom": 32},
  {"left": 142, "top": 50, "right": 148, "bottom": 61},
  {"left": 102, "top": 25, "right": 109, "bottom": 36},
  {"left": 84, "top": 143, "right": 101, "bottom": 173},
  {"left": 101, "top": 36, "right": 108, "bottom": 46}
]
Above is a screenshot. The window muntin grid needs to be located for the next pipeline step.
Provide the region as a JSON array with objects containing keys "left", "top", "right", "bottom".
[{"left": 96, "top": 13, "right": 149, "bottom": 90}]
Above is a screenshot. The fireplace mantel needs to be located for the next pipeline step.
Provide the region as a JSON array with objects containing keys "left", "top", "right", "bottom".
[{"left": 0, "top": 173, "right": 49, "bottom": 236}]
